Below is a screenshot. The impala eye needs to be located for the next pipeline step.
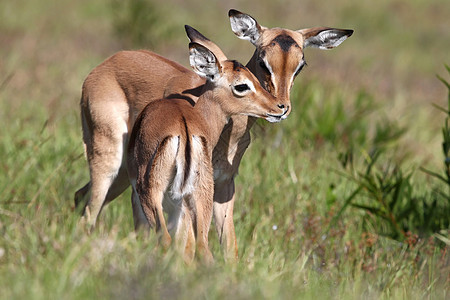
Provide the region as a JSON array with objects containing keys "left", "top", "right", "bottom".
[{"left": 234, "top": 84, "right": 250, "bottom": 93}]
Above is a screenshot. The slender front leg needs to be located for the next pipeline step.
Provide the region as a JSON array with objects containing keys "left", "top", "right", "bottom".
[
  {"left": 212, "top": 115, "right": 254, "bottom": 261},
  {"left": 213, "top": 178, "right": 238, "bottom": 261}
]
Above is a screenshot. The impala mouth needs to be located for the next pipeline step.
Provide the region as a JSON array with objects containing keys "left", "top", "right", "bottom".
[
  {"left": 266, "top": 109, "right": 289, "bottom": 123},
  {"left": 266, "top": 113, "right": 286, "bottom": 123}
]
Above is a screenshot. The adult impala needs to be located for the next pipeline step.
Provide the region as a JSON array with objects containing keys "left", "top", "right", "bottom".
[
  {"left": 128, "top": 38, "right": 285, "bottom": 263},
  {"left": 75, "top": 9, "right": 353, "bottom": 260}
]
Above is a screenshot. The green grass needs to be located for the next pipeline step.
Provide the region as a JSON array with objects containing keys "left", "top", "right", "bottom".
[{"left": 0, "top": 0, "right": 449, "bottom": 299}]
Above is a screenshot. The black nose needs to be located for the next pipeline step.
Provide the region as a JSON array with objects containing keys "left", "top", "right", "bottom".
[{"left": 277, "top": 104, "right": 285, "bottom": 109}]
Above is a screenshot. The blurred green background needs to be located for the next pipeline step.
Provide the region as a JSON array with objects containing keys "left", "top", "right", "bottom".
[
  {"left": 1, "top": 0, "right": 449, "bottom": 162},
  {"left": 0, "top": 0, "right": 449, "bottom": 298}
]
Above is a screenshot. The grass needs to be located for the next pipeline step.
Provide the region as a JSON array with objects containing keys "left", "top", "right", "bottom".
[{"left": 0, "top": 0, "right": 449, "bottom": 299}]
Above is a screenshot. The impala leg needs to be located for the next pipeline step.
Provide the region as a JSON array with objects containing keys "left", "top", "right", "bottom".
[
  {"left": 104, "top": 166, "right": 130, "bottom": 204},
  {"left": 211, "top": 116, "right": 253, "bottom": 261},
  {"left": 76, "top": 95, "right": 130, "bottom": 228},
  {"left": 190, "top": 170, "right": 214, "bottom": 264},
  {"left": 76, "top": 163, "right": 130, "bottom": 227},
  {"left": 139, "top": 189, "right": 172, "bottom": 249},
  {"left": 80, "top": 128, "right": 126, "bottom": 227},
  {"left": 75, "top": 164, "right": 130, "bottom": 216},
  {"left": 155, "top": 195, "right": 172, "bottom": 250},
  {"left": 136, "top": 136, "right": 179, "bottom": 248},
  {"left": 136, "top": 171, "right": 172, "bottom": 249},
  {"left": 173, "top": 204, "right": 195, "bottom": 263},
  {"left": 213, "top": 179, "right": 238, "bottom": 261},
  {"left": 184, "top": 212, "right": 196, "bottom": 263},
  {"left": 131, "top": 188, "right": 150, "bottom": 232},
  {"left": 74, "top": 181, "right": 90, "bottom": 211}
]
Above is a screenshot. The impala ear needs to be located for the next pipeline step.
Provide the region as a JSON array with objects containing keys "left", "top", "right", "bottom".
[
  {"left": 185, "top": 25, "right": 228, "bottom": 62},
  {"left": 299, "top": 27, "right": 354, "bottom": 50},
  {"left": 228, "top": 9, "right": 265, "bottom": 46},
  {"left": 189, "top": 42, "right": 222, "bottom": 82}
]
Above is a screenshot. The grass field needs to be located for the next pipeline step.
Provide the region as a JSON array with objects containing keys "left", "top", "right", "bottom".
[{"left": 0, "top": 0, "right": 449, "bottom": 299}]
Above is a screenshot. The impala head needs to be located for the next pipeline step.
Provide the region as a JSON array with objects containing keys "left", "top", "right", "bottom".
[
  {"left": 188, "top": 40, "right": 285, "bottom": 123},
  {"left": 228, "top": 9, "right": 354, "bottom": 117}
]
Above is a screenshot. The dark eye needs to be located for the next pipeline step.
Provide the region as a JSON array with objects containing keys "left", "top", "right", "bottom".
[
  {"left": 259, "top": 60, "right": 271, "bottom": 74},
  {"left": 294, "top": 62, "right": 307, "bottom": 77},
  {"left": 234, "top": 84, "right": 250, "bottom": 92}
]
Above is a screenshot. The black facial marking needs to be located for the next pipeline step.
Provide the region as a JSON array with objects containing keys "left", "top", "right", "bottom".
[
  {"left": 232, "top": 60, "right": 244, "bottom": 71},
  {"left": 272, "top": 34, "right": 298, "bottom": 52}
]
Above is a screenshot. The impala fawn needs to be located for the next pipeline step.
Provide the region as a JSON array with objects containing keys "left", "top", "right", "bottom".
[
  {"left": 127, "top": 37, "right": 285, "bottom": 262},
  {"left": 75, "top": 9, "right": 353, "bottom": 260}
]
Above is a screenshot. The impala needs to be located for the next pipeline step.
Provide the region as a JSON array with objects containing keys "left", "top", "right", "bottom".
[
  {"left": 75, "top": 9, "right": 353, "bottom": 260},
  {"left": 128, "top": 39, "right": 285, "bottom": 262}
]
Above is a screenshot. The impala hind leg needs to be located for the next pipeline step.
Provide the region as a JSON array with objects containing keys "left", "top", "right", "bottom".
[
  {"left": 104, "top": 165, "right": 131, "bottom": 204},
  {"left": 137, "top": 136, "right": 179, "bottom": 248},
  {"left": 75, "top": 164, "right": 130, "bottom": 212},
  {"left": 80, "top": 119, "right": 128, "bottom": 228},
  {"left": 82, "top": 135, "right": 125, "bottom": 227},
  {"left": 189, "top": 169, "right": 214, "bottom": 264},
  {"left": 172, "top": 204, "right": 195, "bottom": 263},
  {"left": 131, "top": 188, "right": 149, "bottom": 231},
  {"left": 139, "top": 189, "right": 172, "bottom": 249},
  {"left": 76, "top": 92, "right": 131, "bottom": 228}
]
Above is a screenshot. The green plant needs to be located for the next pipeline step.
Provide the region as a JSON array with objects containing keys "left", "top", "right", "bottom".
[
  {"left": 421, "top": 65, "right": 450, "bottom": 201},
  {"left": 334, "top": 150, "right": 449, "bottom": 241},
  {"left": 333, "top": 67, "right": 450, "bottom": 242}
]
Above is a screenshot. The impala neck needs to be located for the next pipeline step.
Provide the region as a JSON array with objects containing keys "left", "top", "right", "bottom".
[{"left": 195, "top": 87, "right": 232, "bottom": 146}]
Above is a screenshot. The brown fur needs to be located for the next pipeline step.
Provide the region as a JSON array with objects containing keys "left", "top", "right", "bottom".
[
  {"left": 127, "top": 51, "right": 283, "bottom": 262},
  {"left": 75, "top": 10, "right": 353, "bottom": 261}
]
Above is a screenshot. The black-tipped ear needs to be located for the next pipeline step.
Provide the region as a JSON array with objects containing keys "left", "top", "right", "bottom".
[
  {"left": 228, "top": 9, "right": 241, "bottom": 18},
  {"left": 189, "top": 42, "right": 221, "bottom": 82},
  {"left": 185, "top": 25, "right": 228, "bottom": 62},
  {"left": 228, "top": 9, "right": 263, "bottom": 45},
  {"left": 299, "top": 27, "right": 354, "bottom": 50},
  {"left": 185, "top": 25, "right": 209, "bottom": 43}
]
